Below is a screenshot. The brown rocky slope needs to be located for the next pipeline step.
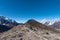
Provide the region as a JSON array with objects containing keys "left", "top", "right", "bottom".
[{"left": 0, "top": 19, "right": 60, "bottom": 40}]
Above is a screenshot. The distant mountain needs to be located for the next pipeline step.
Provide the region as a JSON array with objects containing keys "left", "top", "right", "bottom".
[
  {"left": 0, "top": 16, "right": 18, "bottom": 26},
  {"left": 50, "top": 22, "right": 60, "bottom": 29},
  {"left": 40, "top": 19, "right": 60, "bottom": 25},
  {"left": 40, "top": 19, "right": 60, "bottom": 29},
  {"left": 0, "top": 16, "right": 18, "bottom": 32}
]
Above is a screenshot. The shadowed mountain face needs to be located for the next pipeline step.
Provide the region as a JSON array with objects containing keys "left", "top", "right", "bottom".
[{"left": 0, "top": 25, "right": 11, "bottom": 32}]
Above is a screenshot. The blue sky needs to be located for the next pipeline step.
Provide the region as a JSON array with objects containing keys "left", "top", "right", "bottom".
[{"left": 0, "top": 0, "right": 60, "bottom": 23}]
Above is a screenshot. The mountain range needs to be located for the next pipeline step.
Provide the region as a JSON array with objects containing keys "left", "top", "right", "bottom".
[
  {"left": 0, "top": 16, "right": 60, "bottom": 33},
  {"left": 0, "top": 16, "right": 60, "bottom": 40},
  {"left": 40, "top": 19, "right": 60, "bottom": 29},
  {"left": 0, "top": 19, "right": 60, "bottom": 40},
  {"left": 0, "top": 16, "right": 60, "bottom": 28}
]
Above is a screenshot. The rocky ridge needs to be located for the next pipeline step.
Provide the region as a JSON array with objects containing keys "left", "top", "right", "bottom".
[{"left": 0, "top": 19, "right": 60, "bottom": 40}]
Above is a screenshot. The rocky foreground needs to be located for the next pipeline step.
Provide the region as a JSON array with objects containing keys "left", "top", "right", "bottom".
[{"left": 0, "top": 19, "right": 60, "bottom": 40}]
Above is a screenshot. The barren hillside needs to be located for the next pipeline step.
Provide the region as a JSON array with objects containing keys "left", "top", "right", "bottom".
[{"left": 0, "top": 19, "right": 60, "bottom": 40}]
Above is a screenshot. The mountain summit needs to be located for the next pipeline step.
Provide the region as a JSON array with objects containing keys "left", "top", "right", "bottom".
[{"left": 0, "top": 16, "right": 17, "bottom": 26}]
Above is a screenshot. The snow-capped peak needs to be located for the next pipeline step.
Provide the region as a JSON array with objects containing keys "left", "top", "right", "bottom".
[
  {"left": 40, "top": 18, "right": 60, "bottom": 26},
  {"left": 0, "top": 16, "right": 17, "bottom": 25}
]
